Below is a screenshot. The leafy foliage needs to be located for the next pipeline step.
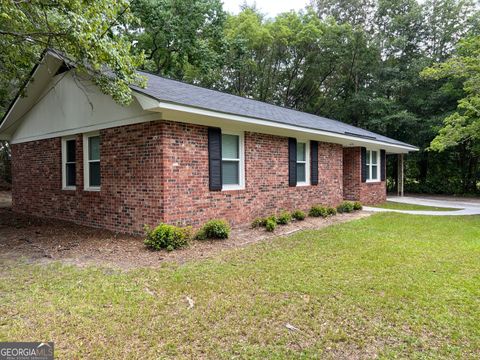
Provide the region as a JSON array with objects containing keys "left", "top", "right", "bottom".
[
  {"left": 130, "top": 0, "right": 226, "bottom": 86},
  {"left": 0, "top": 0, "right": 145, "bottom": 110},
  {"left": 196, "top": 219, "right": 230, "bottom": 240},
  {"left": 327, "top": 207, "right": 337, "bottom": 216},
  {"left": 292, "top": 210, "right": 306, "bottom": 221},
  {"left": 265, "top": 218, "right": 276, "bottom": 232},
  {"left": 421, "top": 35, "right": 480, "bottom": 193},
  {"left": 337, "top": 201, "right": 355, "bottom": 213},
  {"left": 144, "top": 224, "right": 190, "bottom": 251},
  {"left": 251, "top": 217, "right": 266, "bottom": 228},
  {"left": 276, "top": 211, "right": 292, "bottom": 225},
  {"left": 353, "top": 201, "right": 363, "bottom": 210},
  {"left": 309, "top": 205, "right": 329, "bottom": 218}
]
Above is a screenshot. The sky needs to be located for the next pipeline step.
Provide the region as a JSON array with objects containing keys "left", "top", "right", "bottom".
[{"left": 222, "top": 0, "right": 310, "bottom": 17}]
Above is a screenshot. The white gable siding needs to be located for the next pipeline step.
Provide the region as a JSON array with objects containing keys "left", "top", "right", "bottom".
[{"left": 10, "top": 72, "right": 159, "bottom": 144}]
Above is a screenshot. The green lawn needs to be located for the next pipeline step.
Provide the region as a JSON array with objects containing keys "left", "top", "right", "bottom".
[
  {"left": 372, "top": 201, "right": 460, "bottom": 211},
  {"left": 1, "top": 213, "right": 479, "bottom": 359}
]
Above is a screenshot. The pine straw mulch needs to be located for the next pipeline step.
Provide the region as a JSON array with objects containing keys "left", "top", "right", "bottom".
[{"left": 0, "top": 192, "right": 371, "bottom": 270}]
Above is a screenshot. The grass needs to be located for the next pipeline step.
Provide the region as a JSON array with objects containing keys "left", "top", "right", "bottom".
[
  {"left": 1, "top": 213, "right": 479, "bottom": 359},
  {"left": 372, "top": 201, "right": 460, "bottom": 211}
]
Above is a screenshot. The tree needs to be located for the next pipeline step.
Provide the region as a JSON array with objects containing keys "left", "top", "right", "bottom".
[
  {"left": 0, "top": 0, "right": 145, "bottom": 114},
  {"left": 130, "top": 0, "right": 226, "bottom": 86},
  {"left": 314, "top": 0, "right": 376, "bottom": 30},
  {"left": 421, "top": 36, "right": 480, "bottom": 192}
]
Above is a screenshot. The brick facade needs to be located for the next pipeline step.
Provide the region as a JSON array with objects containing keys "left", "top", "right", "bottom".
[
  {"left": 12, "top": 120, "right": 385, "bottom": 233},
  {"left": 12, "top": 122, "right": 165, "bottom": 233},
  {"left": 342, "top": 147, "right": 386, "bottom": 205},
  {"left": 161, "top": 121, "right": 343, "bottom": 227}
]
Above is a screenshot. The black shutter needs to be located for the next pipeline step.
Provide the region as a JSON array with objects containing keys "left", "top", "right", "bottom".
[
  {"left": 208, "top": 127, "right": 222, "bottom": 191},
  {"left": 310, "top": 140, "right": 318, "bottom": 185},
  {"left": 380, "top": 149, "right": 386, "bottom": 181},
  {"left": 288, "top": 137, "right": 297, "bottom": 187},
  {"left": 361, "top": 147, "right": 367, "bottom": 183}
]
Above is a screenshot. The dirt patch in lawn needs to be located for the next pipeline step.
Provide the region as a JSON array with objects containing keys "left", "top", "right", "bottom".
[{"left": 0, "top": 191, "right": 371, "bottom": 269}]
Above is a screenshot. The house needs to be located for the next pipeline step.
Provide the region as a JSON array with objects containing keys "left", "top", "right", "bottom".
[{"left": 0, "top": 50, "right": 417, "bottom": 233}]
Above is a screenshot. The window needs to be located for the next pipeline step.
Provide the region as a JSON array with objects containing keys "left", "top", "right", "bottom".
[
  {"left": 221, "top": 132, "right": 244, "bottom": 190},
  {"left": 296, "top": 141, "right": 309, "bottom": 186},
  {"left": 62, "top": 137, "right": 76, "bottom": 189},
  {"left": 83, "top": 133, "right": 101, "bottom": 190},
  {"left": 366, "top": 149, "right": 379, "bottom": 182}
]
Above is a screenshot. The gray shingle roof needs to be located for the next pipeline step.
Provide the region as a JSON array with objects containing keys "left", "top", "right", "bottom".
[{"left": 133, "top": 71, "right": 416, "bottom": 149}]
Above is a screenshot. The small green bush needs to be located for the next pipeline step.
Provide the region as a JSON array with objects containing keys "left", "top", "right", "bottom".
[
  {"left": 353, "top": 201, "right": 363, "bottom": 210},
  {"left": 327, "top": 207, "right": 337, "bottom": 216},
  {"left": 197, "top": 219, "right": 230, "bottom": 240},
  {"left": 144, "top": 224, "right": 190, "bottom": 251},
  {"left": 292, "top": 210, "right": 306, "bottom": 221},
  {"left": 267, "top": 215, "right": 277, "bottom": 224},
  {"left": 277, "top": 211, "right": 291, "bottom": 225},
  {"left": 309, "top": 205, "right": 328, "bottom": 218},
  {"left": 265, "top": 218, "right": 276, "bottom": 232},
  {"left": 251, "top": 217, "right": 266, "bottom": 228},
  {"left": 337, "top": 201, "right": 355, "bottom": 213}
]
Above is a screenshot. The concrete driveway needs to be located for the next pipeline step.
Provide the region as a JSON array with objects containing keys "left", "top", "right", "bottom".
[{"left": 364, "top": 196, "right": 480, "bottom": 216}]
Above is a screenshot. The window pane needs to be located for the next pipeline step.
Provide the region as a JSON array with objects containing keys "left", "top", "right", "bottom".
[
  {"left": 371, "top": 151, "right": 378, "bottom": 165},
  {"left": 371, "top": 165, "right": 378, "bottom": 180},
  {"left": 66, "top": 163, "right": 76, "bottom": 187},
  {"left": 66, "top": 139, "right": 76, "bottom": 162},
  {"left": 366, "top": 150, "right": 370, "bottom": 164},
  {"left": 297, "top": 163, "right": 306, "bottom": 183},
  {"left": 89, "top": 162, "right": 101, "bottom": 187},
  {"left": 88, "top": 136, "right": 100, "bottom": 161},
  {"left": 222, "top": 160, "right": 239, "bottom": 185},
  {"left": 222, "top": 134, "right": 239, "bottom": 159},
  {"left": 297, "top": 142, "right": 305, "bottom": 161}
]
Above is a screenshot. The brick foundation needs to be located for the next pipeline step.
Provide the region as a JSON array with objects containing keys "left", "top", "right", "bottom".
[{"left": 12, "top": 120, "right": 385, "bottom": 233}]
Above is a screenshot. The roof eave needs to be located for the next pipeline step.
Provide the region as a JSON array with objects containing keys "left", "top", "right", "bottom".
[{"left": 133, "top": 90, "right": 418, "bottom": 154}]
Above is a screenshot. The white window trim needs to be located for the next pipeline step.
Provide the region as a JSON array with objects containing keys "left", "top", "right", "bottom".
[
  {"left": 61, "top": 136, "right": 76, "bottom": 190},
  {"left": 221, "top": 130, "right": 245, "bottom": 191},
  {"left": 296, "top": 140, "right": 310, "bottom": 187},
  {"left": 366, "top": 149, "right": 380, "bottom": 183},
  {"left": 83, "top": 132, "right": 101, "bottom": 191}
]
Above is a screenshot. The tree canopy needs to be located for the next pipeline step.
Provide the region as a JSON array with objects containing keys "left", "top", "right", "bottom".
[{"left": 0, "top": 0, "right": 145, "bottom": 108}]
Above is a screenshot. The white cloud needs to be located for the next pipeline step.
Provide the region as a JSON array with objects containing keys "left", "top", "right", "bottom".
[{"left": 222, "top": 0, "right": 310, "bottom": 17}]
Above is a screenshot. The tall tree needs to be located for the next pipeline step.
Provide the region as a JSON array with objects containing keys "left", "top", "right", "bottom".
[
  {"left": 421, "top": 36, "right": 480, "bottom": 192},
  {"left": 0, "top": 0, "right": 145, "bottom": 110},
  {"left": 130, "top": 0, "right": 226, "bottom": 86}
]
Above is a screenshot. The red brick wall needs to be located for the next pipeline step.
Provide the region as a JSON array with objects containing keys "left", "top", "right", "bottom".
[
  {"left": 342, "top": 147, "right": 386, "bottom": 205},
  {"left": 12, "top": 120, "right": 385, "bottom": 233},
  {"left": 12, "top": 122, "right": 165, "bottom": 233},
  {"left": 160, "top": 121, "right": 344, "bottom": 227}
]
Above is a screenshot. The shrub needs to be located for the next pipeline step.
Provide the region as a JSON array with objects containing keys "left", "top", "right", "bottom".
[
  {"left": 267, "top": 215, "right": 277, "bottom": 224},
  {"left": 265, "top": 218, "right": 276, "bottom": 232},
  {"left": 291, "top": 210, "right": 306, "bottom": 221},
  {"left": 327, "top": 207, "right": 337, "bottom": 216},
  {"left": 309, "top": 205, "right": 328, "bottom": 218},
  {"left": 277, "top": 211, "right": 291, "bottom": 225},
  {"left": 251, "top": 217, "right": 266, "bottom": 228},
  {"left": 353, "top": 201, "right": 363, "bottom": 210},
  {"left": 197, "top": 219, "right": 230, "bottom": 240},
  {"left": 337, "top": 201, "right": 355, "bottom": 213},
  {"left": 144, "top": 224, "right": 190, "bottom": 251}
]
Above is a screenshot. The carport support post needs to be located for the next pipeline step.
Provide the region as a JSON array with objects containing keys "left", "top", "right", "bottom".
[{"left": 397, "top": 154, "right": 404, "bottom": 197}]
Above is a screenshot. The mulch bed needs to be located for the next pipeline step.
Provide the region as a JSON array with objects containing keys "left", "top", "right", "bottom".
[{"left": 0, "top": 192, "right": 371, "bottom": 269}]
